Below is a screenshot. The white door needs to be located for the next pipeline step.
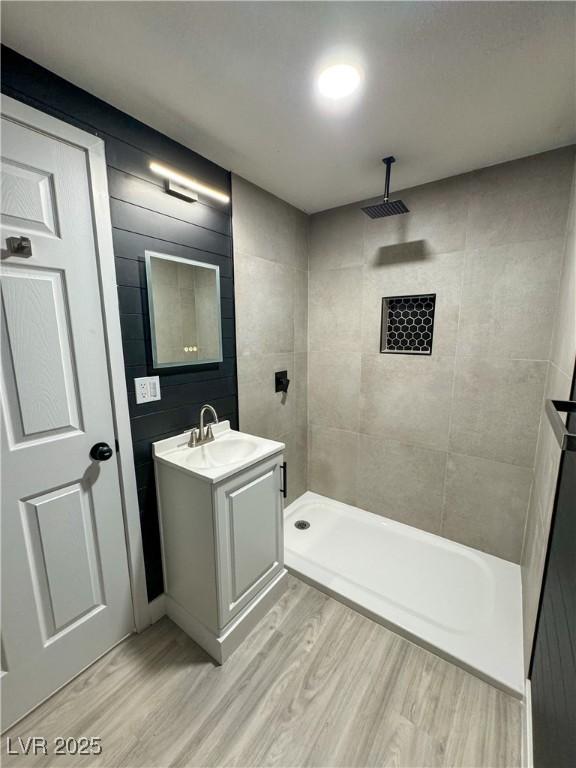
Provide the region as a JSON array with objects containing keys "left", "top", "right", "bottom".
[
  {"left": 0, "top": 102, "right": 134, "bottom": 730},
  {"left": 215, "top": 456, "right": 284, "bottom": 628}
]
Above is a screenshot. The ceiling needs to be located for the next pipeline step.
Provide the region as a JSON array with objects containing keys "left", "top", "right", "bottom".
[{"left": 2, "top": 2, "right": 575, "bottom": 213}]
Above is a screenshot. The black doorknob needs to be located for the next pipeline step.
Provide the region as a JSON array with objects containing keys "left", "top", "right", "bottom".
[{"left": 90, "top": 442, "right": 114, "bottom": 461}]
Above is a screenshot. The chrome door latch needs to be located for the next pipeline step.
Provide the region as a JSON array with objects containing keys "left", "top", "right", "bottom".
[
  {"left": 545, "top": 399, "right": 576, "bottom": 452},
  {"left": 6, "top": 236, "right": 32, "bottom": 256}
]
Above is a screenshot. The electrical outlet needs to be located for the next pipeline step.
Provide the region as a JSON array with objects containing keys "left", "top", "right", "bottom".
[{"left": 134, "top": 376, "right": 161, "bottom": 404}]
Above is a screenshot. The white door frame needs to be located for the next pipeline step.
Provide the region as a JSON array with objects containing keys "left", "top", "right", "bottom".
[{"left": 1, "top": 94, "right": 151, "bottom": 632}]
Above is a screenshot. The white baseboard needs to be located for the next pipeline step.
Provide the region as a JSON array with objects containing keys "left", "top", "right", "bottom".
[
  {"left": 522, "top": 679, "right": 534, "bottom": 768},
  {"left": 148, "top": 594, "right": 166, "bottom": 625}
]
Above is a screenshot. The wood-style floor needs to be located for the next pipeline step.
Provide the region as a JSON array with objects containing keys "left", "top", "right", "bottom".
[{"left": 3, "top": 576, "right": 522, "bottom": 767}]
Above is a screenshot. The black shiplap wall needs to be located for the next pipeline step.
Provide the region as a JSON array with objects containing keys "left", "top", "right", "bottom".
[{"left": 1, "top": 46, "right": 238, "bottom": 599}]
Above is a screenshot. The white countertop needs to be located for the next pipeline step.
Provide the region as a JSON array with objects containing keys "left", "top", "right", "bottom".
[{"left": 152, "top": 421, "right": 285, "bottom": 484}]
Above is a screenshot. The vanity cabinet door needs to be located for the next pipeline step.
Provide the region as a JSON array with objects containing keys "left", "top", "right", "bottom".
[{"left": 214, "top": 455, "right": 284, "bottom": 628}]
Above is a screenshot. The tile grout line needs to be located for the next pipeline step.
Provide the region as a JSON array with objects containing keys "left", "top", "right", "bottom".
[
  {"left": 306, "top": 220, "right": 311, "bottom": 488},
  {"left": 517, "top": 200, "right": 572, "bottom": 563},
  {"left": 440, "top": 193, "right": 471, "bottom": 535},
  {"left": 353, "top": 214, "right": 368, "bottom": 503}
]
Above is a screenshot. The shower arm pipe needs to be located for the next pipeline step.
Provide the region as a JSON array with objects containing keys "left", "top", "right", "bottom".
[{"left": 382, "top": 156, "right": 396, "bottom": 203}]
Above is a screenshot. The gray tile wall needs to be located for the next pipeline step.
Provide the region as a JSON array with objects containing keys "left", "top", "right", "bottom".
[
  {"left": 232, "top": 175, "right": 308, "bottom": 503},
  {"left": 521, "top": 156, "right": 576, "bottom": 672},
  {"left": 308, "top": 146, "right": 575, "bottom": 564}
]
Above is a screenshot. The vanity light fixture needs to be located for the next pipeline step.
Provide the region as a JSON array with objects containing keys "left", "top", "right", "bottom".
[
  {"left": 165, "top": 180, "right": 198, "bottom": 203},
  {"left": 149, "top": 161, "right": 230, "bottom": 204}
]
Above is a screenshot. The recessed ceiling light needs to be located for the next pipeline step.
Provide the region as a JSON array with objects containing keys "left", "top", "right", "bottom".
[{"left": 317, "top": 64, "right": 362, "bottom": 99}]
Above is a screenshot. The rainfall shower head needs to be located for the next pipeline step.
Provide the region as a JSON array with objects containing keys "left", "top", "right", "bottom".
[
  {"left": 362, "top": 198, "right": 409, "bottom": 219},
  {"left": 362, "top": 156, "right": 409, "bottom": 219}
]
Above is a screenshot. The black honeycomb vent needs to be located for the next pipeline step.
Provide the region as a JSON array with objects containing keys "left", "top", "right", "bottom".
[{"left": 380, "top": 294, "right": 436, "bottom": 355}]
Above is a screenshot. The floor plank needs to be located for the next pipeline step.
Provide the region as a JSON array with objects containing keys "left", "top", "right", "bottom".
[{"left": 3, "top": 576, "right": 522, "bottom": 767}]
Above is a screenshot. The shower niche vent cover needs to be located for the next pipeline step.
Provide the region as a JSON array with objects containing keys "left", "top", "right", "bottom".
[{"left": 380, "top": 294, "right": 436, "bottom": 355}]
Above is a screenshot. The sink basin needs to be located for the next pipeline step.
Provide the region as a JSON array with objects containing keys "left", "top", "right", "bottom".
[
  {"left": 152, "top": 420, "right": 285, "bottom": 483},
  {"left": 185, "top": 435, "right": 260, "bottom": 469}
]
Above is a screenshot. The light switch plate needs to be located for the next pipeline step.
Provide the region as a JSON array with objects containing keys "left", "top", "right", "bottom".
[{"left": 134, "top": 376, "right": 161, "bottom": 404}]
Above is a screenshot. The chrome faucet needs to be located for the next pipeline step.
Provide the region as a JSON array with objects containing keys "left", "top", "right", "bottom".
[{"left": 189, "top": 404, "right": 219, "bottom": 447}]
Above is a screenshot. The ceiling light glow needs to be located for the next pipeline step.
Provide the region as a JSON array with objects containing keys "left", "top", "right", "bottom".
[
  {"left": 149, "top": 162, "right": 230, "bottom": 204},
  {"left": 317, "top": 64, "right": 362, "bottom": 99}
]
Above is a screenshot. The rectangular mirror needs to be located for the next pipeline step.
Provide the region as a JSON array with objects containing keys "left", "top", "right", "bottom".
[{"left": 145, "top": 251, "right": 222, "bottom": 368}]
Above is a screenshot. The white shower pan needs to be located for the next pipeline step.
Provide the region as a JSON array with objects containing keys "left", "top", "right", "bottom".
[{"left": 284, "top": 491, "right": 523, "bottom": 696}]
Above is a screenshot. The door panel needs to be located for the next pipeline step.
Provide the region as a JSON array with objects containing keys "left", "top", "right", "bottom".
[
  {"left": 1, "top": 104, "right": 133, "bottom": 730},
  {"left": 1, "top": 265, "right": 81, "bottom": 438},
  {"left": 1, "top": 157, "right": 59, "bottom": 236},
  {"left": 531, "top": 378, "right": 576, "bottom": 768},
  {"left": 215, "top": 456, "right": 284, "bottom": 627},
  {"left": 24, "top": 483, "right": 104, "bottom": 636}
]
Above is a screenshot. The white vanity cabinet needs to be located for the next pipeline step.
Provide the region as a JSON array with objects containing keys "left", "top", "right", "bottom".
[
  {"left": 215, "top": 457, "right": 284, "bottom": 627},
  {"left": 153, "top": 423, "right": 287, "bottom": 663}
]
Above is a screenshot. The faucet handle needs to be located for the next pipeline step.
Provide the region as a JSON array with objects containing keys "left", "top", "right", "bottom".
[{"left": 206, "top": 424, "right": 215, "bottom": 441}]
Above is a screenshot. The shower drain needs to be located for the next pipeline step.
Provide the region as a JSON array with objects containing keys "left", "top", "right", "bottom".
[{"left": 294, "top": 520, "right": 310, "bottom": 530}]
